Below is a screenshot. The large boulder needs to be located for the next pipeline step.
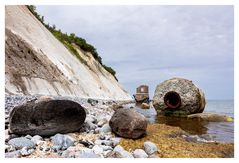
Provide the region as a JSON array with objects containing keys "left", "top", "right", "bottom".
[
  {"left": 109, "top": 109, "right": 147, "bottom": 139},
  {"left": 153, "top": 77, "right": 206, "bottom": 116},
  {"left": 9, "top": 100, "right": 86, "bottom": 136}
]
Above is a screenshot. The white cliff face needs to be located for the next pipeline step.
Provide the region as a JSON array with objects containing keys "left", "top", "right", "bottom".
[{"left": 5, "top": 5, "right": 132, "bottom": 100}]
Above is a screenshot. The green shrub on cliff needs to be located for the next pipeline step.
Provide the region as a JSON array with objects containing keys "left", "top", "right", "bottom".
[{"left": 102, "top": 64, "right": 118, "bottom": 81}]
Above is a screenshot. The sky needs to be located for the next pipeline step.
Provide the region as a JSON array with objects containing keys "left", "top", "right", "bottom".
[{"left": 36, "top": 5, "right": 234, "bottom": 100}]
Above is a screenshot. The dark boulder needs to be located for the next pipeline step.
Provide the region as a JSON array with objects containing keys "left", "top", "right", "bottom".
[
  {"left": 9, "top": 100, "right": 86, "bottom": 136},
  {"left": 109, "top": 109, "right": 147, "bottom": 139}
]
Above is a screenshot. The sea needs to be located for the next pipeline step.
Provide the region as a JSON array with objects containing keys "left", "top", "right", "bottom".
[{"left": 131, "top": 100, "right": 234, "bottom": 143}]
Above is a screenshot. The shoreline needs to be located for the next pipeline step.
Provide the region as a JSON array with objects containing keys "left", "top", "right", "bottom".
[{"left": 5, "top": 95, "right": 234, "bottom": 158}]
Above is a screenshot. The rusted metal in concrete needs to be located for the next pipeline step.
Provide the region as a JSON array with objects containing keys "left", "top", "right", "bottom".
[{"left": 164, "top": 91, "right": 182, "bottom": 109}]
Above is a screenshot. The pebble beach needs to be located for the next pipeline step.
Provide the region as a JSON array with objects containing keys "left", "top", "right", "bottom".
[{"left": 5, "top": 95, "right": 234, "bottom": 158}]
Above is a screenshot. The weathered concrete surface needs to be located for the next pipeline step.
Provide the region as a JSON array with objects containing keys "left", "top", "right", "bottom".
[
  {"left": 9, "top": 100, "right": 86, "bottom": 136},
  {"left": 153, "top": 77, "right": 205, "bottom": 116},
  {"left": 109, "top": 109, "right": 148, "bottom": 139}
]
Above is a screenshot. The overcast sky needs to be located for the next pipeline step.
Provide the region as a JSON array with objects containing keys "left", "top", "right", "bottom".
[{"left": 36, "top": 5, "right": 234, "bottom": 100}]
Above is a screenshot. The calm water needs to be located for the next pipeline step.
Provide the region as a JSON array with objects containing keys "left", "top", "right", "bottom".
[{"left": 129, "top": 100, "right": 234, "bottom": 143}]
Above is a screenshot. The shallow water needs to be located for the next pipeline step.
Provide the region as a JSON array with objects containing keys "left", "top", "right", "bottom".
[{"left": 127, "top": 100, "right": 234, "bottom": 143}]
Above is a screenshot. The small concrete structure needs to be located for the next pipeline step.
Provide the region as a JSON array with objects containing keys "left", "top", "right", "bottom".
[{"left": 133, "top": 85, "right": 149, "bottom": 103}]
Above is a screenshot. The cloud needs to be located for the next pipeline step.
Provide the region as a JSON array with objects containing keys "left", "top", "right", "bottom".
[{"left": 36, "top": 5, "right": 234, "bottom": 99}]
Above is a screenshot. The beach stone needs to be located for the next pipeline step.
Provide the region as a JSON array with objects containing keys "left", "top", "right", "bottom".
[
  {"left": 5, "top": 145, "right": 10, "bottom": 152},
  {"left": 97, "top": 118, "right": 108, "bottom": 127},
  {"left": 187, "top": 112, "right": 233, "bottom": 122},
  {"left": 31, "top": 135, "right": 43, "bottom": 145},
  {"left": 92, "top": 145, "right": 104, "bottom": 155},
  {"left": 5, "top": 144, "right": 15, "bottom": 152},
  {"left": 94, "top": 140, "right": 112, "bottom": 146},
  {"left": 103, "top": 150, "right": 112, "bottom": 156},
  {"left": 85, "top": 115, "right": 97, "bottom": 124},
  {"left": 102, "top": 145, "right": 113, "bottom": 151},
  {"left": 94, "top": 139, "right": 103, "bottom": 145},
  {"left": 99, "top": 134, "right": 106, "bottom": 140},
  {"left": 133, "top": 149, "right": 148, "bottom": 158},
  {"left": 112, "top": 145, "right": 134, "bottom": 158},
  {"left": 76, "top": 148, "right": 101, "bottom": 158},
  {"left": 144, "top": 141, "right": 158, "bottom": 155},
  {"left": 61, "top": 149, "right": 76, "bottom": 158},
  {"left": 25, "top": 135, "right": 32, "bottom": 140},
  {"left": 104, "top": 135, "right": 112, "bottom": 140},
  {"left": 51, "top": 134, "right": 75, "bottom": 150},
  {"left": 5, "top": 150, "right": 21, "bottom": 158},
  {"left": 8, "top": 137, "right": 35, "bottom": 150},
  {"left": 20, "top": 146, "right": 34, "bottom": 156},
  {"left": 84, "top": 118, "right": 98, "bottom": 131},
  {"left": 79, "top": 140, "right": 94, "bottom": 148},
  {"left": 5, "top": 129, "right": 10, "bottom": 142},
  {"left": 111, "top": 137, "right": 121, "bottom": 147},
  {"left": 141, "top": 103, "right": 150, "bottom": 109},
  {"left": 94, "top": 128, "right": 101, "bottom": 134},
  {"left": 87, "top": 98, "right": 98, "bottom": 106},
  {"left": 5, "top": 118, "right": 9, "bottom": 129},
  {"left": 9, "top": 100, "right": 86, "bottom": 136},
  {"left": 99, "top": 123, "right": 111, "bottom": 133},
  {"left": 153, "top": 77, "right": 206, "bottom": 116},
  {"left": 39, "top": 143, "right": 51, "bottom": 152},
  {"left": 109, "top": 109, "right": 147, "bottom": 139}
]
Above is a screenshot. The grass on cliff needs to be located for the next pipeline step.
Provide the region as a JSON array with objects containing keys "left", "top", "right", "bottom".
[{"left": 27, "top": 5, "right": 117, "bottom": 80}]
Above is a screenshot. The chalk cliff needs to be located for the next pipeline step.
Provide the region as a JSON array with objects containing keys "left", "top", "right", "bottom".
[{"left": 5, "top": 5, "right": 132, "bottom": 100}]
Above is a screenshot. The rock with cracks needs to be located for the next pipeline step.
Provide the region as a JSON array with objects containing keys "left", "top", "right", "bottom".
[
  {"left": 153, "top": 77, "right": 206, "bottom": 116},
  {"left": 109, "top": 109, "right": 147, "bottom": 139},
  {"left": 9, "top": 100, "right": 86, "bottom": 136}
]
